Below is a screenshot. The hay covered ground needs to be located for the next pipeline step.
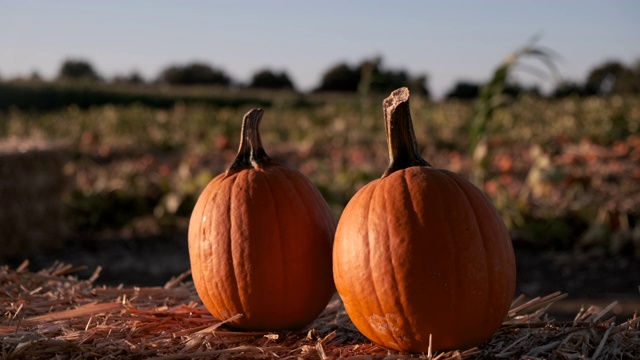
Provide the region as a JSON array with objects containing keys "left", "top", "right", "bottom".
[
  {"left": 1, "top": 261, "right": 639, "bottom": 359},
  {"left": 13, "top": 231, "right": 640, "bottom": 319}
]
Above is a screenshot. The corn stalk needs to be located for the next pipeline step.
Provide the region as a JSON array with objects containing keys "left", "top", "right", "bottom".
[{"left": 469, "top": 39, "right": 560, "bottom": 186}]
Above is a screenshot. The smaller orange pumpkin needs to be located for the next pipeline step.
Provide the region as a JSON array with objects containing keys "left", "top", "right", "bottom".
[
  {"left": 188, "top": 108, "right": 336, "bottom": 331},
  {"left": 333, "top": 88, "right": 516, "bottom": 352}
]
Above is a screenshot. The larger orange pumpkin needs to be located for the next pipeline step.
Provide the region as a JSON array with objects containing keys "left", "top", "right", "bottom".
[
  {"left": 189, "top": 108, "right": 336, "bottom": 331},
  {"left": 333, "top": 88, "right": 516, "bottom": 352}
]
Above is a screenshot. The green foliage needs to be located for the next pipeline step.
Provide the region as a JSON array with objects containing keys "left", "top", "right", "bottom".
[
  {"left": 551, "top": 81, "right": 586, "bottom": 98},
  {"left": 249, "top": 69, "right": 295, "bottom": 90},
  {"left": 316, "top": 63, "right": 360, "bottom": 92},
  {"left": 157, "top": 62, "right": 231, "bottom": 86},
  {"left": 0, "top": 81, "right": 272, "bottom": 112},
  {"left": 585, "top": 60, "right": 640, "bottom": 96},
  {"left": 57, "top": 59, "right": 102, "bottom": 82},
  {"left": 316, "top": 57, "right": 429, "bottom": 96},
  {"left": 112, "top": 71, "right": 145, "bottom": 85},
  {"left": 445, "top": 82, "right": 481, "bottom": 100}
]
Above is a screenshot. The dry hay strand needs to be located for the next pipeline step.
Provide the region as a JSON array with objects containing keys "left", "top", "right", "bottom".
[{"left": 1, "top": 261, "right": 639, "bottom": 359}]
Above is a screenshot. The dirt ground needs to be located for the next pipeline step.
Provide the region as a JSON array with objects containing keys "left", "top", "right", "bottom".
[{"left": 6, "top": 232, "right": 640, "bottom": 321}]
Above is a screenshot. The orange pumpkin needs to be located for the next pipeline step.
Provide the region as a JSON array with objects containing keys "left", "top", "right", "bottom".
[
  {"left": 333, "top": 88, "right": 516, "bottom": 352},
  {"left": 189, "top": 108, "right": 336, "bottom": 331}
]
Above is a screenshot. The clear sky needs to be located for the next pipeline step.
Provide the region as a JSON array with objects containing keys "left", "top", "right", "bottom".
[{"left": 2, "top": 1, "right": 639, "bottom": 98}]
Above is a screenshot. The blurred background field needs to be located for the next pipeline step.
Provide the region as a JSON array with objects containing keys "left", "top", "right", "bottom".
[{"left": 3, "top": 84, "right": 639, "bottom": 241}]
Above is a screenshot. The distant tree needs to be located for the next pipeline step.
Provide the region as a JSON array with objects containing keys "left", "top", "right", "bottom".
[
  {"left": 551, "top": 81, "right": 585, "bottom": 98},
  {"left": 356, "top": 58, "right": 379, "bottom": 94},
  {"left": 57, "top": 59, "right": 102, "bottom": 82},
  {"left": 445, "top": 81, "right": 481, "bottom": 100},
  {"left": 501, "top": 83, "right": 522, "bottom": 98},
  {"left": 356, "top": 57, "right": 430, "bottom": 96},
  {"left": 407, "top": 75, "right": 430, "bottom": 97},
  {"left": 501, "top": 83, "right": 541, "bottom": 98},
  {"left": 445, "top": 80, "right": 540, "bottom": 100},
  {"left": 584, "top": 60, "right": 638, "bottom": 95},
  {"left": 633, "top": 59, "right": 640, "bottom": 75},
  {"left": 316, "top": 58, "right": 430, "bottom": 96},
  {"left": 365, "top": 63, "right": 408, "bottom": 93},
  {"left": 316, "top": 63, "right": 360, "bottom": 92},
  {"left": 24, "top": 71, "right": 43, "bottom": 82},
  {"left": 112, "top": 71, "right": 145, "bottom": 85},
  {"left": 248, "top": 69, "right": 295, "bottom": 90},
  {"left": 157, "top": 62, "right": 231, "bottom": 86},
  {"left": 634, "top": 59, "right": 640, "bottom": 91}
]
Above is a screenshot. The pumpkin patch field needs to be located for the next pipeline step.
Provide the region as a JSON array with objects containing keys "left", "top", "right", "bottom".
[{"left": 1, "top": 87, "right": 639, "bottom": 358}]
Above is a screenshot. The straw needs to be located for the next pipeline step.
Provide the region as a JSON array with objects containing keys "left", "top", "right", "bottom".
[{"left": 1, "top": 263, "right": 638, "bottom": 359}]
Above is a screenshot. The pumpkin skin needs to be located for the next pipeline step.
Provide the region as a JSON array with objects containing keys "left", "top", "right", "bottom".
[
  {"left": 189, "top": 109, "right": 335, "bottom": 331},
  {"left": 333, "top": 88, "right": 516, "bottom": 352}
]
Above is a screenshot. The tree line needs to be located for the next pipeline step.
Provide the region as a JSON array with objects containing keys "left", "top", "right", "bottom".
[
  {"left": 49, "top": 57, "right": 429, "bottom": 96},
  {"left": 7, "top": 56, "right": 640, "bottom": 99}
]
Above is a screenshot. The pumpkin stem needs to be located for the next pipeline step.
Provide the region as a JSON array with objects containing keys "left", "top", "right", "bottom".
[
  {"left": 382, "top": 87, "right": 431, "bottom": 177},
  {"left": 227, "top": 108, "right": 273, "bottom": 174}
]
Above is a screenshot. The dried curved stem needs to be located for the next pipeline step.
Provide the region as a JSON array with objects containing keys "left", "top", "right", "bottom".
[
  {"left": 227, "top": 108, "right": 272, "bottom": 174},
  {"left": 382, "top": 87, "right": 431, "bottom": 178}
]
